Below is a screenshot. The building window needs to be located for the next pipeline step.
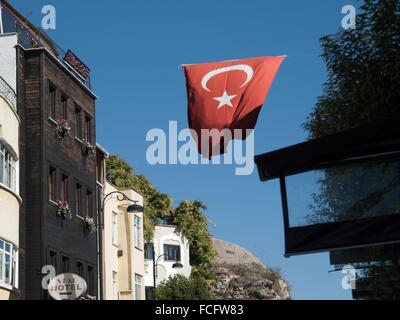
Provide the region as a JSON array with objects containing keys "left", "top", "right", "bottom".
[
  {"left": 112, "top": 212, "right": 118, "bottom": 245},
  {"left": 87, "top": 266, "right": 95, "bottom": 296},
  {"left": 86, "top": 189, "right": 93, "bottom": 218},
  {"left": 75, "top": 105, "right": 82, "bottom": 139},
  {"left": 61, "top": 256, "right": 70, "bottom": 273},
  {"left": 159, "top": 217, "right": 175, "bottom": 225},
  {"left": 48, "top": 166, "right": 56, "bottom": 202},
  {"left": 112, "top": 272, "right": 118, "bottom": 300},
  {"left": 75, "top": 183, "right": 82, "bottom": 216},
  {"left": 61, "top": 174, "right": 69, "bottom": 202},
  {"left": 61, "top": 94, "right": 68, "bottom": 120},
  {"left": 145, "top": 286, "right": 155, "bottom": 300},
  {"left": 0, "top": 239, "right": 18, "bottom": 287},
  {"left": 163, "top": 244, "right": 181, "bottom": 262},
  {"left": 0, "top": 142, "right": 17, "bottom": 192},
  {"left": 144, "top": 243, "right": 154, "bottom": 260},
  {"left": 76, "top": 261, "right": 84, "bottom": 278},
  {"left": 48, "top": 250, "right": 58, "bottom": 273},
  {"left": 135, "top": 274, "right": 143, "bottom": 300},
  {"left": 85, "top": 114, "right": 92, "bottom": 143},
  {"left": 134, "top": 215, "right": 141, "bottom": 249},
  {"left": 48, "top": 82, "right": 56, "bottom": 120}
]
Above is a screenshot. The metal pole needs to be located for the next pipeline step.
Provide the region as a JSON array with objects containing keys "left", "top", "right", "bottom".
[
  {"left": 153, "top": 245, "right": 157, "bottom": 300},
  {"left": 98, "top": 197, "right": 103, "bottom": 300}
]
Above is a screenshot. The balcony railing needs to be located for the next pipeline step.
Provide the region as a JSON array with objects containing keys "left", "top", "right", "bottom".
[
  {"left": 0, "top": 76, "right": 17, "bottom": 111},
  {"left": 1, "top": 4, "right": 92, "bottom": 90}
]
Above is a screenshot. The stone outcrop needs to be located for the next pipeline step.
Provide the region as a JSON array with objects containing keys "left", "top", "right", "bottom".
[{"left": 212, "top": 239, "right": 290, "bottom": 300}]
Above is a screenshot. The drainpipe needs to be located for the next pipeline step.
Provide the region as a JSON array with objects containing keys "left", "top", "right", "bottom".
[{"left": 98, "top": 206, "right": 104, "bottom": 300}]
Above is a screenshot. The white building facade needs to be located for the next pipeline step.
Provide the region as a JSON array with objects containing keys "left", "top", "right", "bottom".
[
  {"left": 144, "top": 221, "right": 192, "bottom": 298},
  {"left": 102, "top": 181, "right": 145, "bottom": 300},
  {"left": 0, "top": 32, "right": 21, "bottom": 300}
]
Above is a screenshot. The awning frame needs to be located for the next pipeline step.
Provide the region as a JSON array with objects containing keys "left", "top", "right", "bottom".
[{"left": 255, "top": 112, "right": 400, "bottom": 256}]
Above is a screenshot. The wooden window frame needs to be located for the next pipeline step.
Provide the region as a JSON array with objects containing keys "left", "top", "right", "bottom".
[
  {"left": 87, "top": 264, "right": 95, "bottom": 296},
  {"left": 85, "top": 188, "right": 93, "bottom": 218},
  {"left": 48, "top": 81, "right": 57, "bottom": 120},
  {"left": 61, "top": 93, "right": 69, "bottom": 121},
  {"left": 75, "top": 260, "right": 85, "bottom": 279},
  {"left": 75, "top": 181, "right": 83, "bottom": 218},
  {"left": 48, "top": 164, "right": 57, "bottom": 203},
  {"left": 60, "top": 173, "right": 69, "bottom": 203},
  {"left": 74, "top": 105, "right": 82, "bottom": 140},
  {"left": 47, "top": 248, "right": 58, "bottom": 274},
  {"left": 60, "top": 254, "right": 71, "bottom": 274},
  {"left": 84, "top": 114, "right": 92, "bottom": 143}
]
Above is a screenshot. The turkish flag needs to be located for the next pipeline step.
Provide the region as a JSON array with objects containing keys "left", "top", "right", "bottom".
[{"left": 183, "top": 56, "right": 285, "bottom": 157}]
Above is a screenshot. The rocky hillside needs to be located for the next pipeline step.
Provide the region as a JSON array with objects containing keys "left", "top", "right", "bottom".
[{"left": 212, "top": 239, "right": 290, "bottom": 300}]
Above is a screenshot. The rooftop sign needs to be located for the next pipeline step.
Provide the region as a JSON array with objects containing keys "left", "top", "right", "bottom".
[{"left": 64, "top": 49, "right": 91, "bottom": 80}]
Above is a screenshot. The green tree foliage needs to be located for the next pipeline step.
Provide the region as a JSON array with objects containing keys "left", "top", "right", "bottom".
[
  {"left": 106, "top": 155, "right": 173, "bottom": 241},
  {"left": 156, "top": 274, "right": 214, "bottom": 300},
  {"left": 174, "top": 201, "right": 216, "bottom": 279},
  {"left": 304, "top": 0, "right": 400, "bottom": 139},
  {"left": 302, "top": 0, "right": 400, "bottom": 299},
  {"left": 174, "top": 201, "right": 215, "bottom": 266}
]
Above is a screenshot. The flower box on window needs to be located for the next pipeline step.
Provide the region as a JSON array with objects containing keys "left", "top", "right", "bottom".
[
  {"left": 84, "top": 216, "right": 97, "bottom": 233},
  {"left": 81, "top": 139, "right": 96, "bottom": 157},
  {"left": 57, "top": 201, "right": 72, "bottom": 219},
  {"left": 55, "top": 119, "right": 71, "bottom": 139}
]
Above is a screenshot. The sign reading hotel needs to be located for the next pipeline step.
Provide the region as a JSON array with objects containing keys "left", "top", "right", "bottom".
[
  {"left": 64, "top": 50, "right": 91, "bottom": 80},
  {"left": 48, "top": 273, "right": 87, "bottom": 300}
]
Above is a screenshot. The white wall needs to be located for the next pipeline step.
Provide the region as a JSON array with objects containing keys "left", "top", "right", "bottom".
[
  {"left": 102, "top": 183, "right": 145, "bottom": 300},
  {"left": 0, "top": 32, "right": 19, "bottom": 298},
  {"left": 0, "top": 33, "right": 18, "bottom": 91},
  {"left": 102, "top": 182, "right": 119, "bottom": 300},
  {"left": 144, "top": 225, "right": 191, "bottom": 287},
  {"left": 122, "top": 188, "right": 145, "bottom": 300}
]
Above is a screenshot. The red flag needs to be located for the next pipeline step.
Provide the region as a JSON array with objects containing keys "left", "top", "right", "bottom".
[{"left": 183, "top": 56, "right": 285, "bottom": 157}]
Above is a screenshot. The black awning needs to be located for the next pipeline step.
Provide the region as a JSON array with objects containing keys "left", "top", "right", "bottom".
[
  {"left": 255, "top": 112, "right": 400, "bottom": 256},
  {"left": 255, "top": 112, "right": 400, "bottom": 181}
]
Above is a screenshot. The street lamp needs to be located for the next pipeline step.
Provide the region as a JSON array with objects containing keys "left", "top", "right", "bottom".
[
  {"left": 100, "top": 191, "right": 143, "bottom": 228},
  {"left": 152, "top": 248, "right": 183, "bottom": 299},
  {"left": 127, "top": 202, "right": 144, "bottom": 213},
  {"left": 98, "top": 191, "right": 144, "bottom": 300}
]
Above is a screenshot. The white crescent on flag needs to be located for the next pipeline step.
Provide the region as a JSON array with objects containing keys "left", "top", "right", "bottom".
[{"left": 201, "top": 64, "right": 254, "bottom": 92}]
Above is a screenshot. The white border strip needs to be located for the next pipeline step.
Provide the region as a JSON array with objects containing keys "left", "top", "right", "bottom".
[{"left": 0, "top": 1, "right": 4, "bottom": 34}]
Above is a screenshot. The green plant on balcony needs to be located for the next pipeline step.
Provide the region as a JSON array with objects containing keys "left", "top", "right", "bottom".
[
  {"left": 55, "top": 119, "right": 71, "bottom": 139},
  {"left": 84, "top": 216, "right": 97, "bottom": 233},
  {"left": 81, "top": 139, "right": 96, "bottom": 157},
  {"left": 57, "top": 201, "right": 72, "bottom": 219}
]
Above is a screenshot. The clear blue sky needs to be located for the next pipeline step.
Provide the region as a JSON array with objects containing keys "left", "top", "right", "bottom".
[{"left": 12, "top": 0, "right": 361, "bottom": 299}]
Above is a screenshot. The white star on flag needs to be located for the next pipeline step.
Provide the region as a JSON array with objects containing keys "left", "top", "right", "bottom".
[{"left": 213, "top": 90, "right": 237, "bottom": 109}]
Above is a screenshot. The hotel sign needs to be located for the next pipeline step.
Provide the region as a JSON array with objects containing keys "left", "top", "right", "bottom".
[
  {"left": 48, "top": 273, "right": 87, "bottom": 300},
  {"left": 64, "top": 50, "right": 91, "bottom": 80}
]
